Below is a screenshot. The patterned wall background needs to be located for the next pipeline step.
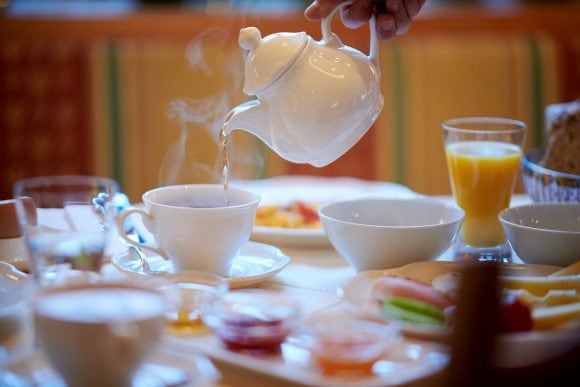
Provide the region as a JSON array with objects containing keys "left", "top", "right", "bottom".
[{"left": 1, "top": 6, "right": 578, "bottom": 202}]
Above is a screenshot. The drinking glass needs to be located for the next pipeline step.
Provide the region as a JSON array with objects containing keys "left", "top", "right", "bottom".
[
  {"left": 442, "top": 117, "right": 526, "bottom": 262},
  {"left": 13, "top": 175, "right": 120, "bottom": 286}
]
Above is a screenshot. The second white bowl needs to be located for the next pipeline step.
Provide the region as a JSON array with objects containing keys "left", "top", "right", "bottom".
[{"left": 499, "top": 203, "right": 580, "bottom": 266}]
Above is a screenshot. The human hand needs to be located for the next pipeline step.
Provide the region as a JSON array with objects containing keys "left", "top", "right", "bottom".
[{"left": 305, "top": 0, "right": 426, "bottom": 40}]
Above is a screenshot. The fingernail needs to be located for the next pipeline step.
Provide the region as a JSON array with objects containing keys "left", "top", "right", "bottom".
[
  {"left": 380, "top": 19, "right": 395, "bottom": 32},
  {"left": 387, "top": 0, "right": 400, "bottom": 12}
]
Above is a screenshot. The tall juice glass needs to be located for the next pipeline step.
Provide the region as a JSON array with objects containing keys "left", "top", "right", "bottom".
[{"left": 442, "top": 117, "right": 526, "bottom": 262}]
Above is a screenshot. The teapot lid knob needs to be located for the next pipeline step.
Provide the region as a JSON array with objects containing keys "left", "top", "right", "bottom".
[
  {"left": 239, "top": 29, "right": 308, "bottom": 96},
  {"left": 239, "top": 27, "right": 262, "bottom": 51}
]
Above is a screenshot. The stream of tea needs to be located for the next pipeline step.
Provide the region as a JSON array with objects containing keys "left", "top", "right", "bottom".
[{"left": 219, "top": 123, "right": 230, "bottom": 206}]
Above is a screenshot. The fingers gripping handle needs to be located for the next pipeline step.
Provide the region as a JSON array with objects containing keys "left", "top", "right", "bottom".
[{"left": 321, "top": 0, "right": 380, "bottom": 72}]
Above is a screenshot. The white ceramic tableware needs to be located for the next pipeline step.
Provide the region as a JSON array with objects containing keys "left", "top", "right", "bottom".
[
  {"left": 112, "top": 241, "right": 290, "bottom": 289},
  {"left": 499, "top": 203, "right": 580, "bottom": 266},
  {"left": 319, "top": 198, "right": 464, "bottom": 272},
  {"left": 224, "top": 1, "right": 383, "bottom": 167},
  {"left": 33, "top": 282, "right": 168, "bottom": 387},
  {"left": 116, "top": 184, "right": 260, "bottom": 276}
]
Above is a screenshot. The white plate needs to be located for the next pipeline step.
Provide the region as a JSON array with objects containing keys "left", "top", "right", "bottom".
[
  {"left": 1, "top": 341, "right": 219, "bottom": 387},
  {"left": 231, "top": 176, "right": 421, "bottom": 248},
  {"left": 112, "top": 241, "right": 290, "bottom": 289},
  {"left": 340, "top": 261, "right": 580, "bottom": 367}
]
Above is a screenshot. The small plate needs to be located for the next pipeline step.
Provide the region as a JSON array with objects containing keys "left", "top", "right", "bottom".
[
  {"left": 231, "top": 176, "right": 421, "bottom": 248},
  {"left": 340, "top": 261, "right": 580, "bottom": 367},
  {"left": 1, "top": 342, "right": 219, "bottom": 387},
  {"left": 112, "top": 241, "right": 290, "bottom": 289}
]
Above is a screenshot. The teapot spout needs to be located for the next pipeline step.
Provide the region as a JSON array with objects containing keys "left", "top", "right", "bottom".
[{"left": 224, "top": 99, "right": 271, "bottom": 145}]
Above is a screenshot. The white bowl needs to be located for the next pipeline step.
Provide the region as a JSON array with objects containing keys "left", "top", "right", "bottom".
[
  {"left": 318, "top": 198, "right": 465, "bottom": 272},
  {"left": 499, "top": 203, "right": 580, "bottom": 266}
]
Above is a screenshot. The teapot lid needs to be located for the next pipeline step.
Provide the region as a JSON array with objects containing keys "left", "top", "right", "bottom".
[{"left": 239, "top": 27, "right": 307, "bottom": 95}]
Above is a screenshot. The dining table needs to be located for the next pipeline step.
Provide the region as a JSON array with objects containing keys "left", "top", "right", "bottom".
[
  {"left": 3, "top": 178, "right": 543, "bottom": 387},
  {"left": 127, "top": 186, "right": 532, "bottom": 387}
]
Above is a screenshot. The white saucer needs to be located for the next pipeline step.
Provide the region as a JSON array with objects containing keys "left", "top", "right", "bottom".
[{"left": 112, "top": 241, "right": 290, "bottom": 289}]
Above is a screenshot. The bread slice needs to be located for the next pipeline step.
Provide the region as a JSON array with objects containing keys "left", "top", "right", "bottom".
[{"left": 541, "top": 100, "right": 580, "bottom": 176}]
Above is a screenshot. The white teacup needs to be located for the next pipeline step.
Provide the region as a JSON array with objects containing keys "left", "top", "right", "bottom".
[
  {"left": 116, "top": 184, "right": 260, "bottom": 276},
  {"left": 33, "top": 282, "right": 167, "bottom": 387}
]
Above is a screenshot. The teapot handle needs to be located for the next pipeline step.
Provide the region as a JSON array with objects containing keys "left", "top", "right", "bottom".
[{"left": 321, "top": 0, "right": 380, "bottom": 72}]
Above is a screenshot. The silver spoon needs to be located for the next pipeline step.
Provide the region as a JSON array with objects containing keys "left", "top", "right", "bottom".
[{"left": 128, "top": 245, "right": 151, "bottom": 274}]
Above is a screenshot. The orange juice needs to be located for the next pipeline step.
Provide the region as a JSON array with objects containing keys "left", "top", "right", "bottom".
[{"left": 446, "top": 141, "right": 522, "bottom": 247}]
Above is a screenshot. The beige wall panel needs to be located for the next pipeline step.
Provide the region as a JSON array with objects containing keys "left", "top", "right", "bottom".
[{"left": 416, "top": 35, "right": 528, "bottom": 194}]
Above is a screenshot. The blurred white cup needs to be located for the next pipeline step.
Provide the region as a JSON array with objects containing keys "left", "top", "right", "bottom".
[{"left": 33, "top": 281, "right": 167, "bottom": 387}]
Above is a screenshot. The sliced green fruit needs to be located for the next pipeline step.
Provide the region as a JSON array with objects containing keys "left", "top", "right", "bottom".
[{"left": 381, "top": 297, "right": 444, "bottom": 326}]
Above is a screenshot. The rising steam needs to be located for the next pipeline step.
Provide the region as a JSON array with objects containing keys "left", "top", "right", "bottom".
[{"left": 159, "top": 26, "right": 263, "bottom": 187}]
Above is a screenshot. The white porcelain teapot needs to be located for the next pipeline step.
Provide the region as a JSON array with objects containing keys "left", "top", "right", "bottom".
[{"left": 225, "top": 1, "right": 383, "bottom": 167}]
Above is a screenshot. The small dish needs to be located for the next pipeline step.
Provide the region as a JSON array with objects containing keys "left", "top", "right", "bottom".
[
  {"left": 299, "top": 317, "right": 402, "bottom": 376},
  {"left": 203, "top": 290, "right": 301, "bottom": 351},
  {"left": 112, "top": 241, "right": 290, "bottom": 289}
]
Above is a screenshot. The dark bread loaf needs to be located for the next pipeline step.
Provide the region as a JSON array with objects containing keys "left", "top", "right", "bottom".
[{"left": 541, "top": 100, "right": 580, "bottom": 176}]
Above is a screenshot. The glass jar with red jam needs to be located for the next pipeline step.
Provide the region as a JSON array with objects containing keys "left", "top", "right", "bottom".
[{"left": 203, "top": 291, "right": 300, "bottom": 351}]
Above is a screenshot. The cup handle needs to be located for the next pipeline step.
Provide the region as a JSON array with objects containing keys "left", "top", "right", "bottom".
[
  {"left": 116, "top": 208, "right": 168, "bottom": 260},
  {"left": 320, "top": 0, "right": 380, "bottom": 73}
]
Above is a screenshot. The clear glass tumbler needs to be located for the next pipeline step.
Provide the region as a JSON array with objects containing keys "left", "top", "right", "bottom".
[
  {"left": 442, "top": 117, "right": 526, "bottom": 262},
  {"left": 13, "top": 175, "right": 120, "bottom": 286}
]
